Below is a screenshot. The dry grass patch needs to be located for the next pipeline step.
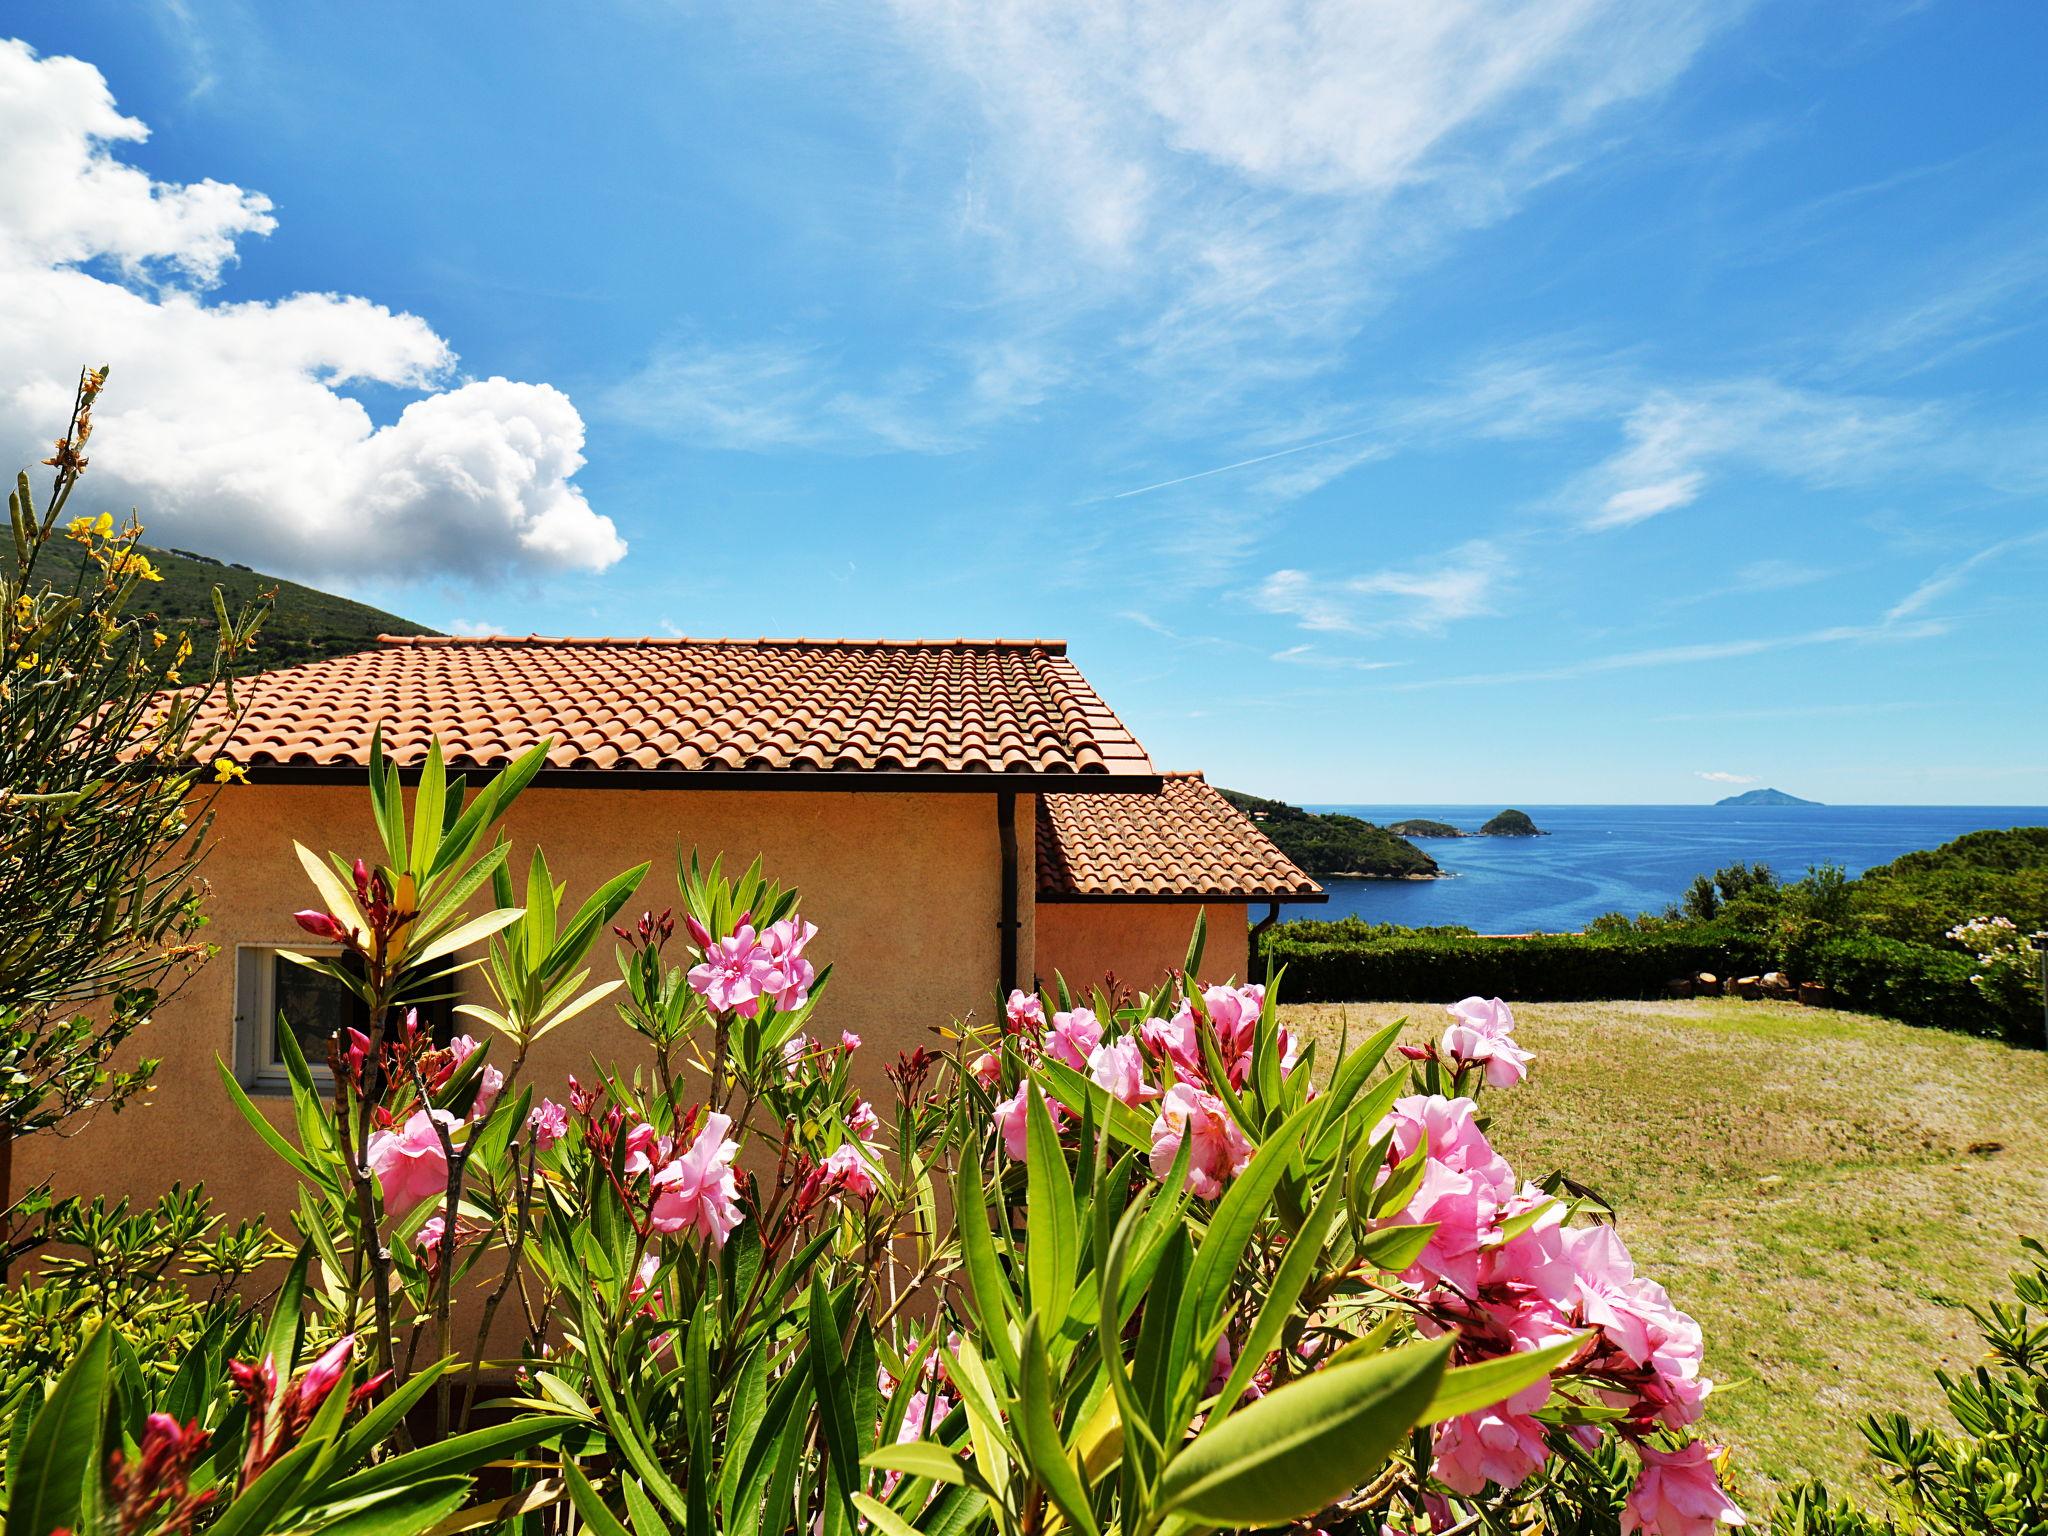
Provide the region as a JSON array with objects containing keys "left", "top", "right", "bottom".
[{"left": 1282, "top": 997, "right": 2048, "bottom": 1506}]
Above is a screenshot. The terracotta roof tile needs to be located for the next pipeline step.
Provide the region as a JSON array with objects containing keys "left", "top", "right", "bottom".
[
  {"left": 204, "top": 635, "right": 1156, "bottom": 780},
  {"left": 1037, "top": 773, "right": 1325, "bottom": 901}
]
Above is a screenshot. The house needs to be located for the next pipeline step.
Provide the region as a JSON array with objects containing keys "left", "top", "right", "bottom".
[{"left": 26, "top": 635, "right": 1321, "bottom": 1216}]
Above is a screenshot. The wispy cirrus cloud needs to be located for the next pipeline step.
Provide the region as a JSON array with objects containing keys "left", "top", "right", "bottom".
[
  {"left": 1254, "top": 540, "right": 1505, "bottom": 637},
  {"left": 1695, "top": 770, "right": 1757, "bottom": 785}
]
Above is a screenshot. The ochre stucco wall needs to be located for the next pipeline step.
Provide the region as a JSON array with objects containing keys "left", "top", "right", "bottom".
[
  {"left": 1032, "top": 902, "right": 1248, "bottom": 996},
  {"left": 24, "top": 782, "right": 1038, "bottom": 1224}
]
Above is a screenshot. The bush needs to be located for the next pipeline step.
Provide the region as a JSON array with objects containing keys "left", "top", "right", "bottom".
[
  {"left": 1805, "top": 932, "right": 2030, "bottom": 1041},
  {"left": 0, "top": 740, "right": 1748, "bottom": 1536},
  {"left": 1262, "top": 924, "right": 1771, "bottom": 1003},
  {"left": 1773, "top": 1237, "right": 2048, "bottom": 1535}
]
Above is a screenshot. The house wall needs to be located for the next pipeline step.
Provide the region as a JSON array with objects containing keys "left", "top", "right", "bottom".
[
  {"left": 22, "top": 781, "right": 1038, "bottom": 1224},
  {"left": 1032, "top": 902, "right": 1248, "bottom": 995}
]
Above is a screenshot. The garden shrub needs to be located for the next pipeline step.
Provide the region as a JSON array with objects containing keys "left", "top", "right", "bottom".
[
  {"left": 1773, "top": 1237, "right": 2048, "bottom": 1535},
  {"left": 1262, "top": 924, "right": 1772, "bottom": 1003},
  {"left": 0, "top": 734, "right": 1748, "bottom": 1536},
  {"left": 1804, "top": 933, "right": 2025, "bottom": 1041}
]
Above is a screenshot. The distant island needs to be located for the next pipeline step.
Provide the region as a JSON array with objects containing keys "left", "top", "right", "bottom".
[
  {"left": 1715, "top": 788, "right": 1822, "bottom": 807},
  {"left": 1388, "top": 818, "right": 1464, "bottom": 838},
  {"left": 1220, "top": 790, "right": 1442, "bottom": 879},
  {"left": 1479, "top": 808, "right": 1545, "bottom": 836}
]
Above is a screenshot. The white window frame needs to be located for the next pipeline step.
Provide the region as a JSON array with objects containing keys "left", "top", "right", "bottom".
[{"left": 234, "top": 943, "right": 347, "bottom": 1092}]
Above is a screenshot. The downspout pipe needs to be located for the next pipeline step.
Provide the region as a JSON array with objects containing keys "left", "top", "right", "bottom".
[
  {"left": 1249, "top": 901, "right": 1281, "bottom": 975},
  {"left": 998, "top": 790, "right": 1020, "bottom": 997}
]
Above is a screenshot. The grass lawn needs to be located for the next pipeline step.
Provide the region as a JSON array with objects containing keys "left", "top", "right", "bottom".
[{"left": 1281, "top": 996, "right": 2048, "bottom": 1508}]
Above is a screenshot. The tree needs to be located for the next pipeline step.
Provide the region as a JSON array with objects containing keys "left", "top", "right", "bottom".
[{"left": 0, "top": 366, "right": 269, "bottom": 1253}]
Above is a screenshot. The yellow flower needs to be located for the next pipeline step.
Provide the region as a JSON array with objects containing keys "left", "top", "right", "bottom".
[{"left": 212, "top": 758, "right": 248, "bottom": 784}]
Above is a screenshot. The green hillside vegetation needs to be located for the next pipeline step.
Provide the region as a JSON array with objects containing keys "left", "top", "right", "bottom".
[
  {"left": 1387, "top": 818, "right": 1464, "bottom": 838},
  {"left": 1218, "top": 789, "right": 1440, "bottom": 878},
  {"left": 38, "top": 537, "right": 435, "bottom": 670},
  {"left": 1480, "top": 808, "right": 1544, "bottom": 836}
]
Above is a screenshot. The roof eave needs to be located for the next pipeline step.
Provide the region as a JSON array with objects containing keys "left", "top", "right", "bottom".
[
  {"left": 235, "top": 763, "right": 1164, "bottom": 795},
  {"left": 1035, "top": 887, "right": 1328, "bottom": 905}
]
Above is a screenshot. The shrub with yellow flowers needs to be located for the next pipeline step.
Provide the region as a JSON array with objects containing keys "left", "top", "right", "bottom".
[{"left": 0, "top": 365, "right": 270, "bottom": 1251}]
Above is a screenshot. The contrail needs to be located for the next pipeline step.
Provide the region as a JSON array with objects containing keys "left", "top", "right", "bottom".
[{"left": 1108, "top": 427, "right": 1377, "bottom": 500}]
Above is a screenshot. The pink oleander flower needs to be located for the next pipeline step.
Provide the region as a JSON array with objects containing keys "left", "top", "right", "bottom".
[
  {"left": 1006, "top": 988, "right": 1046, "bottom": 1033},
  {"left": 821, "top": 1141, "right": 880, "bottom": 1201},
  {"left": 1087, "top": 1035, "right": 1158, "bottom": 1106},
  {"left": 841, "top": 1030, "right": 862, "bottom": 1051},
  {"left": 1372, "top": 1096, "right": 1517, "bottom": 1294},
  {"left": 781, "top": 1033, "right": 812, "bottom": 1075},
  {"left": 1149, "top": 1082, "right": 1253, "bottom": 1199},
  {"left": 649, "top": 1112, "right": 743, "bottom": 1246},
  {"left": 970, "top": 1051, "right": 1001, "bottom": 1088},
  {"left": 850, "top": 1098, "right": 881, "bottom": 1139},
  {"left": 1441, "top": 996, "right": 1533, "bottom": 1089},
  {"left": 1623, "top": 1442, "right": 1745, "bottom": 1535},
  {"left": 687, "top": 925, "right": 771, "bottom": 1014},
  {"left": 528, "top": 1098, "right": 568, "bottom": 1151},
  {"left": 622, "top": 1121, "right": 670, "bottom": 1177},
  {"left": 1141, "top": 1003, "right": 1202, "bottom": 1078},
  {"left": 365, "top": 1109, "right": 458, "bottom": 1218},
  {"left": 626, "top": 1252, "right": 661, "bottom": 1307},
  {"left": 1564, "top": 1225, "right": 1711, "bottom": 1429},
  {"left": 992, "top": 1081, "right": 1066, "bottom": 1159},
  {"left": 446, "top": 1034, "right": 504, "bottom": 1118},
  {"left": 758, "top": 916, "right": 817, "bottom": 1012},
  {"left": 1432, "top": 1380, "right": 1553, "bottom": 1494},
  {"left": 1043, "top": 1006, "right": 1103, "bottom": 1071}
]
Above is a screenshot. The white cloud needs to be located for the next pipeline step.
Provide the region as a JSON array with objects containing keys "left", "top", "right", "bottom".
[
  {"left": 1571, "top": 380, "right": 1940, "bottom": 531},
  {"left": 1886, "top": 527, "right": 2048, "bottom": 622},
  {"left": 1695, "top": 770, "right": 1757, "bottom": 785},
  {"left": 0, "top": 39, "right": 623, "bottom": 583},
  {"left": 1254, "top": 540, "right": 1503, "bottom": 636},
  {"left": 1392, "top": 615, "right": 1948, "bottom": 690},
  {"left": 870, "top": 1, "right": 1736, "bottom": 413}
]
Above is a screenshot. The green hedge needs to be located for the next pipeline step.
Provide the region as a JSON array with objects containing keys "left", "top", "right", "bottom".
[
  {"left": 1806, "top": 933, "right": 2024, "bottom": 1040},
  {"left": 1260, "top": 924, "right": 2038, "bottom": 1043},
  {"left": 1259, "top": 925, "right": 1770, "bottom": 1004}
]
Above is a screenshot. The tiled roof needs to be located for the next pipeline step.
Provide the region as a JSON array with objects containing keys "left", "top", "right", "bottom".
[
  {"left": 1037, "top": 773, "right": 1325, "bottom": 901},
  {"left": 205, "top": 635, "right": 1156, "bottom": 781}
]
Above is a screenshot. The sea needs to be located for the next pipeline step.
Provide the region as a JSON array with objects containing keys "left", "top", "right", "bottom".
[{"left": 1293, "top": 804, "right": 2048, "bottom": 935}]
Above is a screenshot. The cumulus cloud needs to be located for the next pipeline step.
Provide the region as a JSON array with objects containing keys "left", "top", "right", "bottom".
[{"left": 0, "top": 39, "right": 623, "bottom": 582}]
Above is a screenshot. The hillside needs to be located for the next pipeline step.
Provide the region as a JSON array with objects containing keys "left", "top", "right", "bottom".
[
  {"left": 1218, "top": 789, "right": 1441, "bottom": 878},
  {"left": 38, "top": 538, "right": 435, "bottom": 669},
  {"left": 1850, "top": 825, "right": 2048, "bottom": 940},
  {"left": 1716, "top": 787, "right": 1821, "bottom": 807},
  {"left": 1479, "top": 808, "right": 1545, "bottom": 836},
  {"left": 1388, "top": 818, "right": 1465, "bottom": 838}
]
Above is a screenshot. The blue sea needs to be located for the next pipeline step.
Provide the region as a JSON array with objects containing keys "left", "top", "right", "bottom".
[{"left": 1294, "top": 804, "right": 2048, "bottom": 934}]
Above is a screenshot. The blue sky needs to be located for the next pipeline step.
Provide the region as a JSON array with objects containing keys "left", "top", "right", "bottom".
[{"left": 4, "top": 2, "right": 2045, "bottom": 805}]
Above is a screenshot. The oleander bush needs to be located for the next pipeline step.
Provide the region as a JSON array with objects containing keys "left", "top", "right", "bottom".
[{"left": 0, "top": 736, "right": 1748, "bottom": 1536}]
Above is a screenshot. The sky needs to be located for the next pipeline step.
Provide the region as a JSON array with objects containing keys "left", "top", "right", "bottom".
[{"left": 3, "top": 2, "right": 2045, "bottom": 806}]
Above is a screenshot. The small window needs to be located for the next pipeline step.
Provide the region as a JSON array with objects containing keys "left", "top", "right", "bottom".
[{"left": 234, "top": 945, "right": 368, "bottom": 1090}]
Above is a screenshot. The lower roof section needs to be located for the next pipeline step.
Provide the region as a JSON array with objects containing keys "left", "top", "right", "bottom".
[{"left": 1037, "top": 772, "right": 1326, "bottom": 903}]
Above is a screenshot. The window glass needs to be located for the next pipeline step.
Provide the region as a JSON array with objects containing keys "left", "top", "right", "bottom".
[{"left": 270, "top": 954, "right": 358, "bottom": 1069}]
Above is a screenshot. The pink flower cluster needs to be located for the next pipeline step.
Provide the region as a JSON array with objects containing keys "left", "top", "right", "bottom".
[
  {"left": 623, "top": 1112, "right": 745, "bottom": 1246},
  {"left": 1439, "top": 996, "right": 1533, "bottom": 1088},
  {"left": 685, "top": 915, "right": 817, "bottom": 1016},
  {"left": 1372, "top": 1093, "right": 1738, "bottom": 1532},
  {"left": 988, "top": 984, "right": 1298, "bottom": 1202},
  {"left": 1141, "top": 984, "right": 1297, "bottom": 1089}
]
